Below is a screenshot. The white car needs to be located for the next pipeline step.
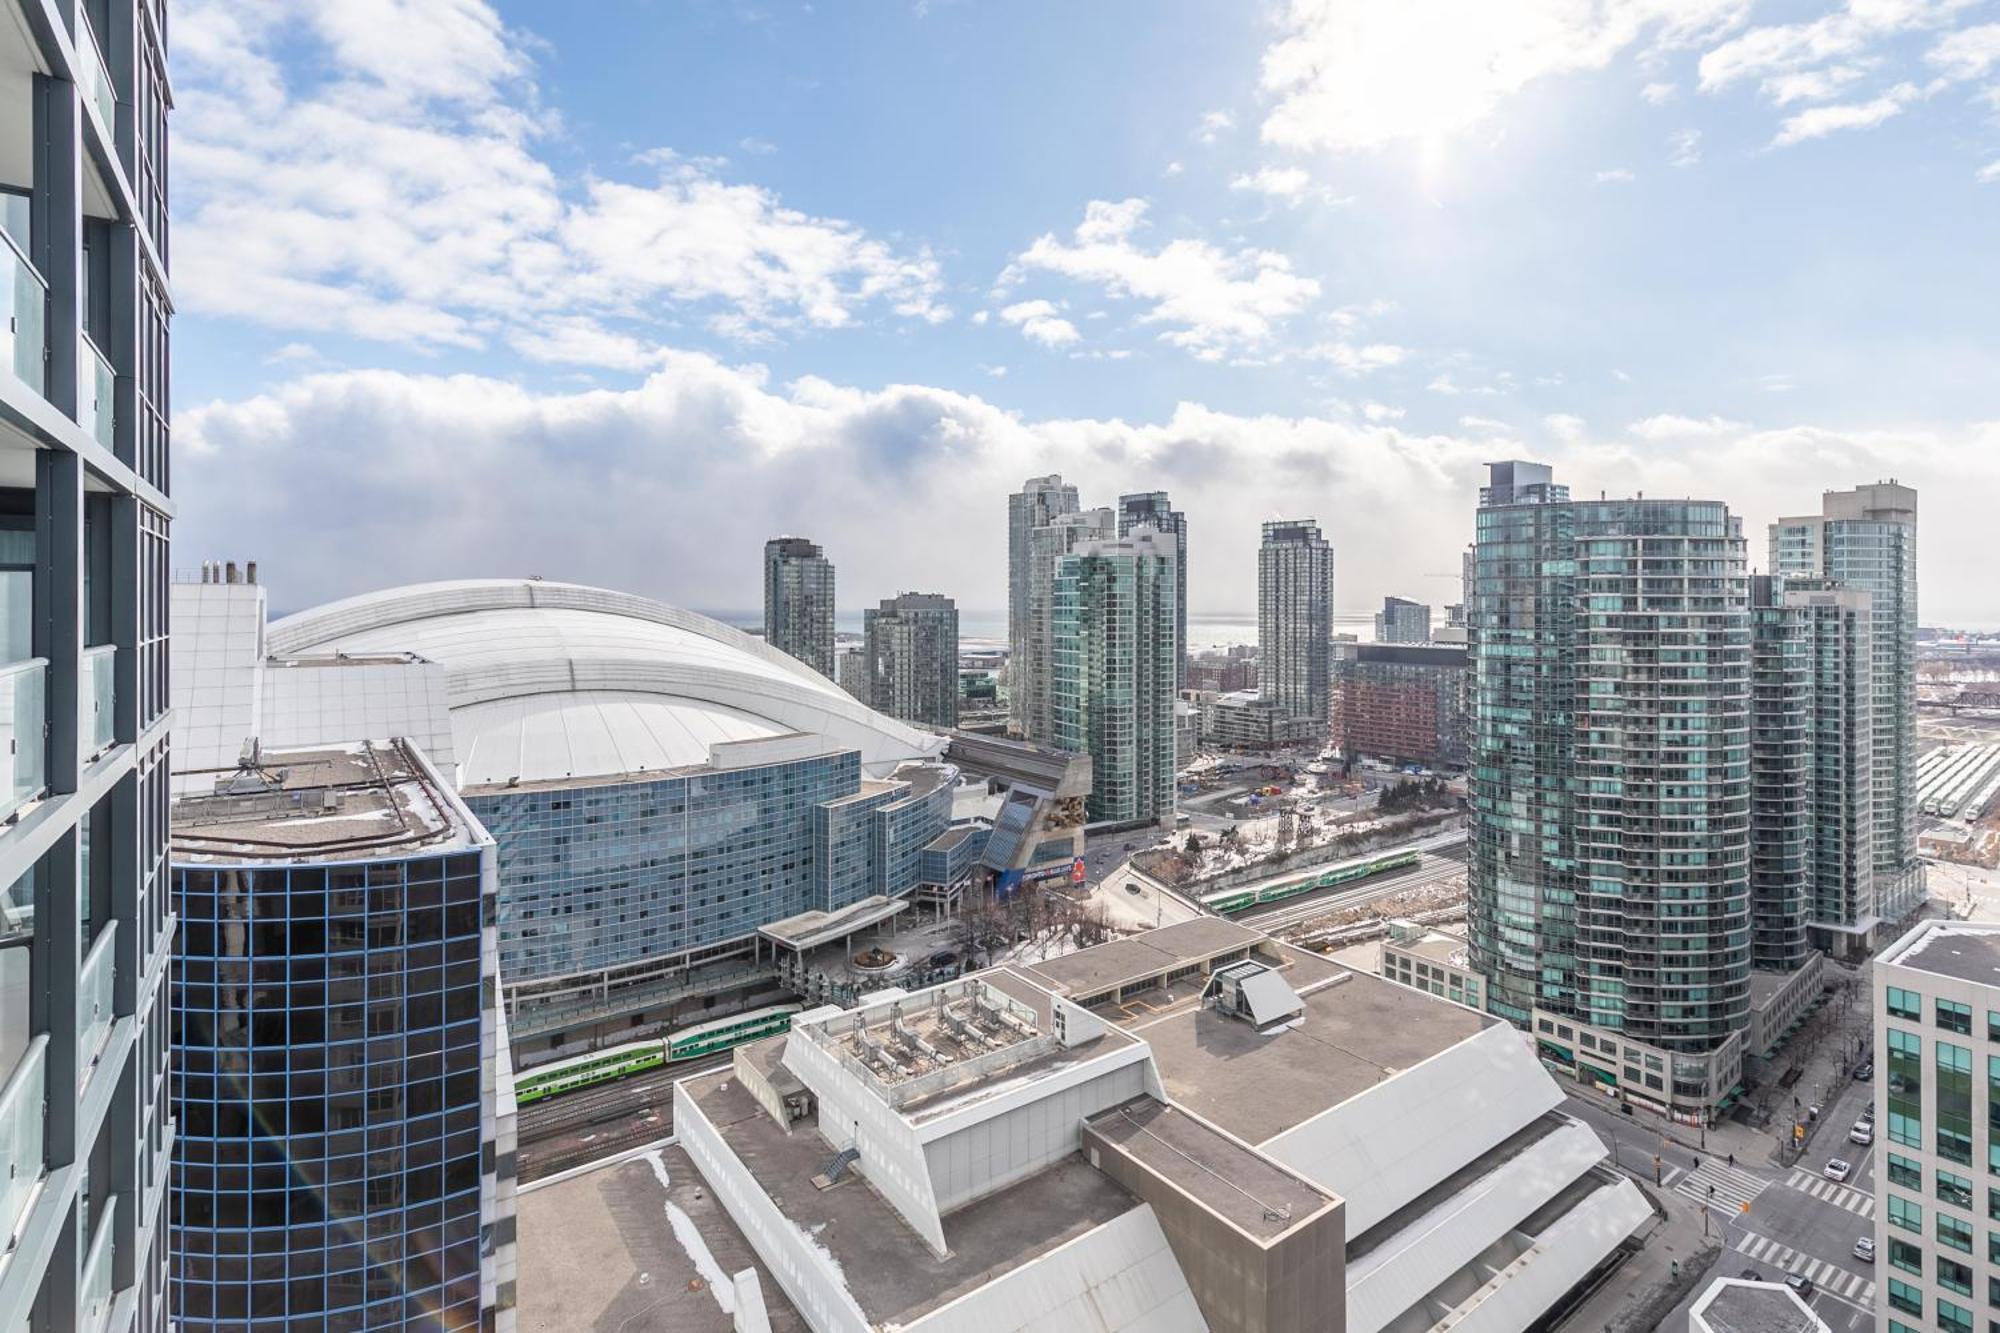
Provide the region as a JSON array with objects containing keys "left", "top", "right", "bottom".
[
  {"left": 1823, "top": 1158, "right": 1854, "bottom": 1183},
  {"left": 1853, "top": 1237, "right": 1876, "bottom": 1263},
  {"left": 1849, "top": 1123, "right": 1874, "bottom": 1145}
]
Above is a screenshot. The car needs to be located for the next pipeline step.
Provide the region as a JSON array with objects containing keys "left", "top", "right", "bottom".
[
  {"left": 1855, "top": 1062, "right": 1874, "bottom": 1082},
  {"left": 1823, "top": 1158, "right": 1853, "bottom": 1183},
  {"left": 1786, "top": 1274, "right": 1815, "bottom": 1300},
  {"left": 1124, "top": 882, "right": 1142, "bottom": 895},
  {"left": 1849, "top": 1123, "right": 1874, "bottom": 1145},
  {"left": 1853, "top": 1237, "right": 1876, "bottom": 1263},
  {"left": 1738, "top": 1268, "right": 1763, "bottom": 1282},
  {"left": 926, "top": 950, "right": 957, "bottom": 969}
]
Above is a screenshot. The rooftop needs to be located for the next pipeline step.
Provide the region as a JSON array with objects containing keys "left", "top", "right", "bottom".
[
  {"left": 1882, "top": 921, "right": 2000, "bottom": 986},
  {"left": 1025, "top": 917, "right": 1266, "bottom": 998},
  {"left": 171, "top": 740, "right": 479, "bottom": 862},
  {"left": 681, "top": 1068, "right": 1139, "bottom": 1327},
  {"left": 757, "top": 895, "right": 908, "bottom": 951},
  {"left": 1137, "top": 954, "right": 1492, "bottom": 1145},
  {"left": 1387, "top": 925, "right": 1471, "bottom": 968},
  {"left": 1083, "top": 1098, "right": 1337, "bottom": 1243},
  {"left": 1689, "top": 1278, "right": 1829, "bottom": 1333},
  {"left": 514, "top": 1146, "right": 808, "bottom": 1333}
]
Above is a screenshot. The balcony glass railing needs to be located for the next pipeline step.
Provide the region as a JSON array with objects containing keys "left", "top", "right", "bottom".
[
  {"left": 78, "top": 1194, "right": 116, "bottom": 1333},
  {"left": 79, "top": 334, "right": 114, "bottom": 451},
  {"left": 77, "top": 921, "right": 115, "bottom": 1086},
  {"left": 0, "top": 234, "right": 45, "bottom": 395},
  {"left": 80, "top": 645, "right": 114, "bottom": 759},
  {"left": 76, "top": 21, "right": 115, "bottom": 137},
  {"left": 0, "top": 1037, "right": 46, "bottom": 1254},
  {"left": 0, "top": 659, "right": 46, "bottom": 823}
]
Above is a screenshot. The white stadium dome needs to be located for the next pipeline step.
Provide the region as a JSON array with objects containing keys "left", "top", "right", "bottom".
[{"left": 267, "top": 579, "right": 947, "bottom": 787}]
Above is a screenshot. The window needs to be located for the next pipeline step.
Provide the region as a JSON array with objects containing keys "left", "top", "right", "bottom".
[
  {"left": 1887, "top": 1278, "right": 1921, "bottom": 1316},
  {"left": 1940, "top": 999, "right": 1974, "bottom": 1035},
  {"left": 1941, "top": 1169, "right": 1975, "bottom": 1209},
  {"left": 1891, "top": 1195, "right": 1924, "bottom": 1233},
  {"left": 1937, "top": 1296, "right": 1972, "bottom": 1333},
  {"left": 1942, "top": 1042, "right": 1976, "bottom": 1166},
  {"left": 1941, "top": 1211, "right": 1975, "bottom": 1254},
  {"left": 1888, "top": 987, "right": 1922, "bottom": 1020},
  {"left": 1891, "top": 1028, "right": 1924, "bottom": 1148},
  {"left": 1938, "top": 1254, "right": 1973, "bottom": 1296},
  {"left": 1893, "top": 1155, "right": 1925, "bottom": 1189},
  {"left": 1891, "top": 1237, "right": 1924, "bottom": 1273}
]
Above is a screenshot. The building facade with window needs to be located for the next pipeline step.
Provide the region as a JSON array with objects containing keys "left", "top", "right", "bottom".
[
  {"left": 169, "top": 743, "right": 515, "bottom": 1332},
  {"left": 862, "top": 592, "right": 958, "bottom": 729},
  {"left": 761, "top": 536, "right": 836, "bottom": 678},
  {"left": 1006, "top": 475, "right": 1079, "bottom": 737},
  {"left": 1117, "top": 491, "right": 1187, "bottom": 690},
  {"left": 1374, "top": 596, "right": 1432, "bottom": 644},
  {"left": 1257, "top": 519, "right": 1332, "bottom": 729},
  {"left": 0, "top": 1, "right": 175, "bottom": 1329},
  {"left": 1871, "top": 919, "right": 2000, "bottom": 1333},
  {"left": 1329, "top": 641, "right": 1469, "bottom": 768}
]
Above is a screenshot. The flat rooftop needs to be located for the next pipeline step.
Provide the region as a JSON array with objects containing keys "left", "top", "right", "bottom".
[
  {"left": 683, "top": 1068, "right": 1138, "bottom": 1327},
  {"left": 1025, "top": 917, "right": 1265, "bottom": 997},
  {"left": 1390, "top": 928, "right": 1470, "bottom": 967},
  {"left": 757, "top": 895, "right": 908, "bottom": 950},
  {"left": 1692, "top": 1279, "right": 1827, "bottom": 1333},
  {"left": 1085, "top": 1097, "right": 1337, "bottom": 1242},
  {"left": 514, "top": 1145, "right": 808, "bottom": 1333},
  {"left": 171, "top": 740, "right": 476, "bottom": 862},
  {"left": 1884, "top": 922, "right": 2000, "bottom": 986},
  {"left": 1135, "top": 956, "right": 1492, "bottom": 1145}
]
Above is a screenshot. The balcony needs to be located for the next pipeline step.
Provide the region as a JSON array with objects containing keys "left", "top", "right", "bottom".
[
  {"left": 80, "top": 644, "right": 114, "bottom": 760},
  {"left": 77, "top": 920, "right": 115, "bottom": 1087},
  {"left": 78, "top": 1193, "right": 116, "bottom": 1333},
  {"left": 0, "top": 1037, "right": 46, "bottom": 1255},
  {"left": 78, "top": 333, "right": 114, "bottom": 451},
  {"left": 0, "top": 659, "right": 46, "bottom": 823},
  {"left": 75, "top": 19, "right": 115, "bottom": 140},
  {"left": 0, "top": 233, "right": 46, "bottom": 395}
]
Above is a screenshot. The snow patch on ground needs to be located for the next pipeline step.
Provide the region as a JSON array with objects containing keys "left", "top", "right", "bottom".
[{"left": 641, "top": 1150, "right": 735, "bottom": 1315}]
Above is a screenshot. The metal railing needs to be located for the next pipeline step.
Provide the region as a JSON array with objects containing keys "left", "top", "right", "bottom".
[
  {"left": 76, "top": 18, "right": 116, "bottom": 136},
  {"left": 0, "top": 234, "right": 45, "bottom": 394},
  {"left": 80, "top": 645, "right": 114, "bottom": 759},
  {"left": 78, "top": 1194, "right": 116, "bottom": 1333},
  {"left": 77, "top": 922, "right": 116, "bottom": 1087},
  {"left": 0, "top": 659, "right": 47, "bottom": 823},
  {"left": 79, "top": 333, "right": 114, "bottom": 451},
  {"left": 0, "top": 1037, "right": 47, "bottom": 1257}
]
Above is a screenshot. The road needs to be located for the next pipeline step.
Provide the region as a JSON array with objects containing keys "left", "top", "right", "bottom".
[{"left": 1566, "top": 1069, "right": 1880, "bottom": 1333}]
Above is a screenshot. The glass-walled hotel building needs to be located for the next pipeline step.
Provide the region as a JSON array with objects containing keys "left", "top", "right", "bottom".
[
  {"left": 169, "top": 742, "right": 515, "bottom": 1332},
  {"left": 0, "top": 0, "right": 175, "bottom": 1329}
]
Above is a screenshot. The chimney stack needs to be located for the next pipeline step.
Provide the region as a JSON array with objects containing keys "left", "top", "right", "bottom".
[{"left": 225, "top": 561, "right": 239, "bottom": 585}]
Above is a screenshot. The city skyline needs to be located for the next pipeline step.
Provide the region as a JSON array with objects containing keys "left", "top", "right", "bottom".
[{"left": 164, "top": 0, "right": 2000, "bottom": 626}]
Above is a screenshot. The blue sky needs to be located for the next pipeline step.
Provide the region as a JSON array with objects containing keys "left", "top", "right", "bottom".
[{"left": 170, "top": 0, "right": 2000, "bottom": 623}]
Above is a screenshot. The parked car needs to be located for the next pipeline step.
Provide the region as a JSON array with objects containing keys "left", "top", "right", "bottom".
[
  {"left": 1853, "top": 1237, "right": 1876, "bottom": 1264},
  {"left": 1738, "top": 1268, "right": 1763, "bottom": 1282},
  {"left": 1823, "top": 1158, "right": 1853, "bottom": 1183},
  {"left": 1786, "top": 1274, "right": 1815, "bottom": 1299},
  {"left": 1849, "top": 1123, "right": 1874, "bottom": 1145},
  {"left": 1855, "top": 1061, "right": 1874, "bottom": 1082}
]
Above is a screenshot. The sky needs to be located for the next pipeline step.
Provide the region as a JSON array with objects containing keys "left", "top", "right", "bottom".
[{"left": 170, "top": 0, "right": 2000, "bottom": 625}]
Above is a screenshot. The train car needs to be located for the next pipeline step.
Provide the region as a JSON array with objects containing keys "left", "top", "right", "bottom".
[
  {"left": 1199, "top": 847, "right": 1424, "bottom": 916},
  {"left": 514, "top": 1003, "right": 801, "bottom": 1105}
]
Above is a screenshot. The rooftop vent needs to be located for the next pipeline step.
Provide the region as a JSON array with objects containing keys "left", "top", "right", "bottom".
[{"left": 1206, "top": 961, "right": 1304, "bottom": 1033}]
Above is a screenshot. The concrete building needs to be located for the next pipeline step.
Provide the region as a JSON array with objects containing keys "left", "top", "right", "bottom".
[
  {"left": 1468, "top": 462, "right": 1768, "bottom": 1098},
  {"left": 1688, "top": 1278, "right": 1829, "bottom": 1333},
  {"left": 1871, "top": 919, "right": 2000, "bottom": 1333},
  {"left": 1021, "top": 507, "right": 1115, "bottom": 745},
  {"left": 0, "top": 1, "right": 176, "bottom": 1327},
  {"left": 1379, "top": 921, "right": 1485, "bottom": 1012},
  {"left": 1373, "top": 597, "right": 1431, "bottom": 645},
  {"left": 1188, "top": 653, "right": 1258, "bottom": 695},
  {"left": 764, "top": 536, "right": 837, "bottom": 678},
  {"left": 1329, "top": 642, "right": 1468, "bottom": 769},
  {"left": 1772, "top": 482, "right": 1923, "bottom": 932},
  {"left": 1007, "top": 475, "right": 1080, "bottom": 736},
  {"left": 672, "top": 919, "right": 1650, "bottom": 1333},
  {"left": 1258, "top": 520, "right": 1333, "bottom": 731},
  {"left": 942, "top": 732, "right": 1091, "bottom": 888},
  {"left": 172, "top": 577, "right": 958, "bottom": 1057},
  {"left": 1119, "top": 491, "right": 1188, "bottom": 690},
  {"left": 834, "top": 643, "right": 868, "bottom": 701},
  {"left": 169, "top": 742, "right": 515, "bottom": 1331},
  {"left": 864, "top": 592, "right": 959, "bottom": 729},
  {"left": 1200, "top": 690, "right": 1317, "bottom": 752},
  {"left": 1053, "top": 529, "right": 1178, "bottom": 824}
]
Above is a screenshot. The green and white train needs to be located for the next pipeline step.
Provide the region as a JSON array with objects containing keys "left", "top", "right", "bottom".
[
  {"left": 513, "top": 1004, "right": 800, "bottom": 1106},
  {"left": 1199, "top": 848, "right": 1421, "bottom": 915}
]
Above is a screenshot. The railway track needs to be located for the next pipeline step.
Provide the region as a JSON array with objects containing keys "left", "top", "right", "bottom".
[
  {"left": 516, "top": 1051, "right": 732, "bottom": 1139},
  {"left": 1238, "top": 854, "right": 1468, "bottom": 934}
]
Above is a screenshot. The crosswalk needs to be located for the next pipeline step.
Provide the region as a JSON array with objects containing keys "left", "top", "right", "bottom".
[
  {"left": 1673, "top": 1158, "right": 1771, "bottom": 1213},
  {"left": 1735, "top": 1230, "right": 1876, "bottom": 1306},
  {"left": 1786, "top": 1168, "right": 1876, "bottom": 1218}
]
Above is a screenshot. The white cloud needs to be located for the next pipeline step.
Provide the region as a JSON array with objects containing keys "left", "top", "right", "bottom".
[
  {"left": 1459, "top": 415, "right": 1512, "bottom": 432},
  {"left": 1362, "top": 402, "right": 1406, "bottom": 422},
  {"left": 969, "top": 310, "right": 990, "bottom": 325},
  {"left": 177, "top": 357, "right": 2000, "bottom": 625},
  {"left": 1544, "top": 412, "right": 1588, "bottom": 442},
  {"left": 1163, "top": 161, "right": 1185, "bottom": 177},
  {"left": 1761, "top": 64, "right": 1867, "bottom": 104},
  {"left": 1700, "top": 0, "right": 1971, "bottom": 91},
  {"left": 1197, "top": 110, "right": 1235, "bottom": 142},
  {"left": 1594, "top": 167, "right": 1637, "bottom": 183},
  {"left": 1980, "top": 159, "right": 2000, "bottom": 182},
  {"left": 171, "top": 0, "right": 945, "bottom": 365},
  {"left": 1230, "top": 166, "right": 1313, "bottom": 200},
  {"left": 738, "top": 136, "right": 778, "bottom": 155},
  {"left": 262, "top": 342, "right": 323, "bottom": 367},
  {"left": 998, "top": 299, "right": 1081, "bottom": 347},
  {"left": 1771, "top": 83, "right": 1916, "bottom": 145},
  {"left": 1258, "top": 0, "right": 1746, "bottom": 153},
  {"left": 1006, "top": 199, "right": 1320, "bottom": 360},
  {"left": 1641, "top": 80, "right": 1679, "bottom": 103},
  {"left": 1669, "top": 128, "right": 1703, "bottom": 166},
  {"left": 1311, "top": 342, "right": 1410, "bottom": 375},
  {"left": 1627, "top": 412, "right": 1744, "bottom": 439},
  {"left": 1928, "top": 22, "right": 2000, "bottom": 80}
]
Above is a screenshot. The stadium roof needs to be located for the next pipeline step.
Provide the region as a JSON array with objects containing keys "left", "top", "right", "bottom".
[{"left": 267, "top": 579, "right": 947, "bottom": 787}]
